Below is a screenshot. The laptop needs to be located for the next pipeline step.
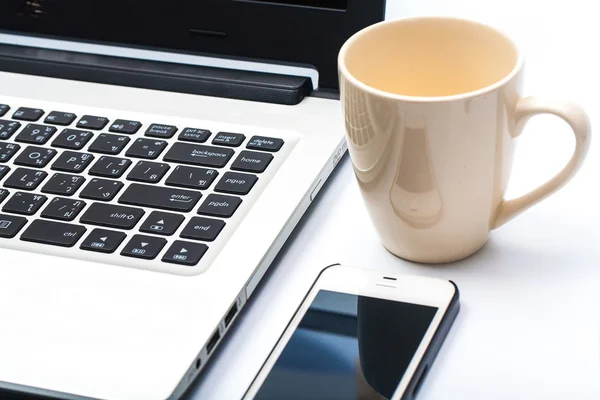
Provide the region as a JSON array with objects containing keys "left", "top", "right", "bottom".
[{"left": 0, "top": 1, "right": 385, "bottom": 399}]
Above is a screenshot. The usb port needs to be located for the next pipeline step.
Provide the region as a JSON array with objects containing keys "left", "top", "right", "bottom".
[
  {"left": 224, "top": 302, "right": 238, "bottom": 327},
  {"left": 206, "top": 330, "right": 220, "bottom": 355}
]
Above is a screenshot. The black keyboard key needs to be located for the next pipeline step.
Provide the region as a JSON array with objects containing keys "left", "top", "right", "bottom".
[
  {"left": 80, "top": 203, "right": 144, "bottom": 230},
  {"left": 212, "top": 132, "right": 245, "bottom": 147},
  {"left": 13, "top": 107, "right": 44, "bottom": 122},
  {"left": 198, "top": 194, "right": 241, "bottom": 218},
  {"left": 215, "top": 172, "right": 257, "bottom": 195},
  {"left": 77, "top": 115, "right": 109, "bottom": 130},
  {"left": 41, "top": 197, "right": 86, "bottom": 221},
  {"left": 51, "top": 151, "right": 94, "bottom": 173},
  {"left": 80, "top": 178, "right": 124, "bottom": 201},
  {"left": 247, "top": 136, "right": 284, "bottom": 152},
  {"left": 109, "top": 119, "right": 142, "bottom": 134},
  {"left": 121, "top": 234, "right": 167, "bottom": 260},
  {"left": 0, "top": 166, "right": 9, "bottom": 181},
  {"left": 119, "top": 183, "right": 201, "bottom": 212},
  {"left": 14, "top": 146, "right": 57, "bottom": 168},
  {"left": 80, "top": 228, "right": 127, "bottom": 253},
  {"left": 15, "top": 124, "right": 57, "bottom": 144},
  {"left": 45, "top": 111, "right": 77, "bottom": 126},
  {"left": 179, "top": 128, "right": 211, "bottom": 143},
  {"left": 0, "top": 120, "right": 22, "bottom": 140},
  {"left": 0, "top": 188, "right": 9, "bottom": 204},
  {"left": 3, "top": 168, "right": 47, "bottom": 190},
  {"left": 52, "top": 129, "right": 94, "bottom": 150},
  {"left": 21, "top": 219, "right": 86, "bottom": 247},
  {"left": 162, "top": 240, "right": 208, "bottom": 266},
  {"left": 146, "top": 124, "right": 178, "bottom": 139},
  {"left": 180, "top": 217, "right": 225, "bottom": 242},
  {"left": 127, "top": 161, "right": 170, "bottom": 183},
  {"left": 89, "top": 133, "right": 130, "bottom": 155},
  {"left": 42, "top": 173, "right": 86, "bottom": 196},
  {"left": 140, "top": 211, "right": 184, "bottom": 236},
  {"left": 126, "top": 138, "right": 167, "bottom": 159},
  {"left": 2, "top": 192, "right": 47, "bottom": 215},
  {"left": 89, "top": 156, "right": 131, "bottom": 178},
  {"left": 164, "top": 143, "right": 234, "bottom": 168},
  {"left": 165, "top": 165, "right": 218, "bottom": 190},
  {"left": 0, "top": 105, "right": 9, "bottom": 117},
  {"left": 0, "top": 213, "right": 27, "bottom": 238},
  {"left": 0, "top": 143, "right": 20, "bottom": 163},
  {"left": 231, "top": 150, "right": 273, "bottom": 173}
]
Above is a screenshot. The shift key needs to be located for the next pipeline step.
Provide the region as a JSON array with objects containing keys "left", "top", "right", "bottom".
[
  {"left": 119, "top": 183, "right": 202, "bottom": 212},
  {"left": 80, "top": 203, "right": 145, "bottom": 229}
]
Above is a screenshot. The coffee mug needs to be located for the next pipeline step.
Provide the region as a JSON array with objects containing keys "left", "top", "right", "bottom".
[{"left": 338, "top": 17, "right": 591, "bottom": 263}]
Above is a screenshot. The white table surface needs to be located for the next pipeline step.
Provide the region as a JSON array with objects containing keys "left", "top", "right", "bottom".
[{"left": 191, "top": 1, "right": 600, "bottom": 399}]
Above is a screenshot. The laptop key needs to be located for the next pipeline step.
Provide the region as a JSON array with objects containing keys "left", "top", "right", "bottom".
[
  {"left": 247, "top": 136, "right": 284, "bottom": 152},
  {"left": 21, "top": 219, "right": 86, "bottom": 247},
  {"left": 180, "top": 217, "right": 225, "bottom": 242},
  {"left": 0, "top": 105, "right": 9, "bottom": 118},
  {"left": 14, "top": 146, "right": 57, "bottom": 168},
  {"left": 0, "top": 120, "right": 22, "bottom": 140},
  {"left": 179, "top": 128, "right": 211, "bottom": 143},
  {"left": 3, "top": 168, "right": 47, "bottom": 190},
  {"left": 89, "top": 156, "right": 132, "bottom": 178},
  {"left": 77, "top": 115, "right": 109, "bottom": 130},
  {"left": 13, "top": 107, "right": 44, "bottom": 122},
  {"left": 2, "top": 192, "right": 47, "bottom": 215},
  {"left": 15, "top": 124, "right": 57, "bottom": 144},
  {"left": 212, "top": 132, "right": 246, "bottom": 147},
  {"left": 198, "top": 194, "right": 242, "bottom": 218},
  {"left": 126, "top": 138, "right": 168, "bottom": 159},
  {"left": 0, "top": 143, "right": 20, "bottom": 163},
  {"left": 164, "top": 143, "right": 234, "bottom": 168},
  {"left": 80, "top": 178, "right": 124, "bottom": 201},
  {"left": 230, "top": 150, "right": 273, "bottom": 173},
  {"left": 146, "top": 124, "right": 178, "bottom": 139},
  {"left": 119, "top": 183, "right": 202, "bottom": 212},
  {"left": 80, "top": 228, "right": 127, "bottom": 253},
  {"left": 0, "top": 189, "right": 9, "bottom": 204},
  {"left": 80, "top": 203, "right": 144, "bottom": 229},
  {"left": 165, "top": 165, "right": 218, "bottom": 190},
  {"left": 45, "top": 111, "right": 77, "bottom": 126},
  {"left": 41, "top": 197, "right": 86, "bottom": 221},
  {"left": 109, "top": 119, "right": 142, "bottom": 134},
  {"left": 52, "top": 129, "right": 94, "bottom": 150},
  {"left": 0, "top": 213, "right": 27, "bottom": 238},
  {"left": 52, "top": 151, "right": 94, "bottom": 173},
  {"left": 215, "top": 172, "right": 257, "bottom": 195},
  {"left": 121, "top": 234, "right": 167, "bottom": 260},
  {"left": 42, "top": 173, "right": 86, "bottom": 196},
  {"left": 140, "top": 211, "right": 184, "bottom": 236},
  {"left": 162, "top": 240, "right": 208, "bottom": 266},
  {"left": 127, "top": 161, "right": 170, "bottom": 183},
  {"left": 89, "top": 134, "right": 130, "bottom": 155}
]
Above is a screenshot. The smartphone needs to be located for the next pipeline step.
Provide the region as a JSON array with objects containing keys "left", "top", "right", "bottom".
[{"left": 243, "top": 265, "right": 459, "bottom": 400}]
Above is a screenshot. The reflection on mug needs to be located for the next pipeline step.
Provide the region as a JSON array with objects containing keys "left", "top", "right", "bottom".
[{"left": 389, "top": 113, "right": 442, "bottom": 228}]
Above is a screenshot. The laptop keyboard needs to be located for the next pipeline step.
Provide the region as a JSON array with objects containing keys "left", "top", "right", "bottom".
[{"left": 0, "top": 102, "right": 288, "bottom": 274}]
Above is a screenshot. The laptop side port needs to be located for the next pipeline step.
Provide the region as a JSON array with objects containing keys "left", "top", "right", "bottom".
[
  {"left": 224, "top": 302, "right": 238, "bottom": 328},
  {"left": 206, "top": 330, "right": 221, "bottom": 355}
]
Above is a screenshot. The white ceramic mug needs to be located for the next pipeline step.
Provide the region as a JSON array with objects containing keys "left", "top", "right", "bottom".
[{"left": 338, "top": 17, "right": 591, "bottom": 263}]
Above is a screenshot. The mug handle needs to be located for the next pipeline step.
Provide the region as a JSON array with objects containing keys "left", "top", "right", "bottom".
[{"left": 492, "top": 96, "right": 591, "bottom": 229}]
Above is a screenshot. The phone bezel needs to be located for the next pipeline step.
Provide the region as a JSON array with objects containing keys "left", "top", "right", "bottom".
[{"left": 243, "top": 264, "right": 457, "bottom": 400}]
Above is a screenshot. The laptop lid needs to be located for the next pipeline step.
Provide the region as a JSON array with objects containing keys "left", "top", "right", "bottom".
[{"left": 0, "top": 0, "right": 386, "bottom": 93}]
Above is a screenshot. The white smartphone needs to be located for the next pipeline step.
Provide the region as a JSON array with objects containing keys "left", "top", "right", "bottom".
[{"left": 243, "top": 264, "right": 459, "bottom": 400}]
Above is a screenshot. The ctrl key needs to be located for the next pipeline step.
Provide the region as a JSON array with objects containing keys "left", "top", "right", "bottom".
[
  {"left": 21, "top": 219, "right": 86, "bottom": 247},
  {"left": 0, "top": 214, "right": 27, "bottom": 238}
]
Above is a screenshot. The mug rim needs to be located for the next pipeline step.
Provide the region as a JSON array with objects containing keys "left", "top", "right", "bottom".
[{"left": 338, "top": 16, "right": 524, "bottom": 103}]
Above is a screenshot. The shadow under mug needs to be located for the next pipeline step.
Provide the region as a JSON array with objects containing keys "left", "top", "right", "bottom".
[{"left": 338, "top": 17, "right": 591, "bottom": 263}]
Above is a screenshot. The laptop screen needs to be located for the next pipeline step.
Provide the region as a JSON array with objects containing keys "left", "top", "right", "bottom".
[{"left": 0, "top": 0, "right": 385, "bottom": 90}]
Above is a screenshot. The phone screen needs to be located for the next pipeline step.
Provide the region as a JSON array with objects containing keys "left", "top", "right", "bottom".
[{"left": 253, "top": 290, "right": 438, "bottom": 400}]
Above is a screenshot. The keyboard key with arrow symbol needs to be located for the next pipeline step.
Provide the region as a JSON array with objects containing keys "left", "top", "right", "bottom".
[
  {"left": 162, "top": 240, "right": 208, "bottom": 266},
  {"left": 80, "top": 228, "right": 127, "bottom": 253},
  {"left": 140, "top": 211, "right": 184, "bottom": 236},
  {"left": 121, "top": 234, "right": 167, "bottom": 260}
]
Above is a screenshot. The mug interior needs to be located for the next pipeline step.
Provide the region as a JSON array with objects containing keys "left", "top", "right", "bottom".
[{"left": 341, "top": 17, "right": 520, "bottom": 98}]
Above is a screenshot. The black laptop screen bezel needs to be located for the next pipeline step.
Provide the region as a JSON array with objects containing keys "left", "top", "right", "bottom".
[{"left": 0, "top": 0, "right": 386, "bottom": 91}]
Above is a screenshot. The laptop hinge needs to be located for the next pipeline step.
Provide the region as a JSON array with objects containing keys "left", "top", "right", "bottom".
[{"left": 0, "top": 43, "right": 313, "bottom": 105}]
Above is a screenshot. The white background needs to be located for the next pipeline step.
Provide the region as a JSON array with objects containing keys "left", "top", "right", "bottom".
[{"left": 191, "top": 1, "right": 600, "bottom": 399}]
